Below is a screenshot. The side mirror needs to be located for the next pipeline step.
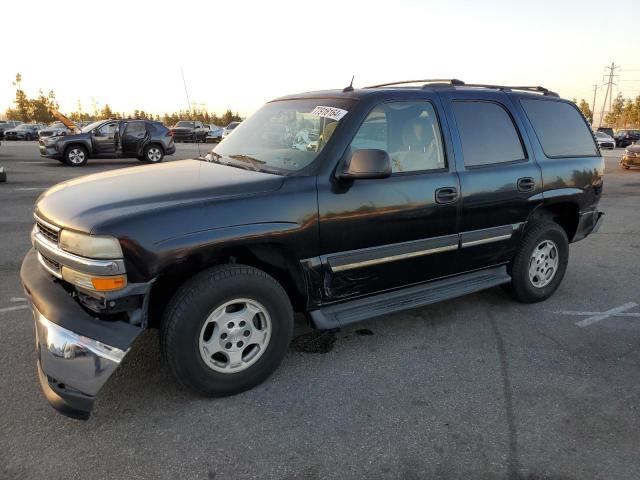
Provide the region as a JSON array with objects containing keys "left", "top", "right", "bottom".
[
  {"left": 92, "top": 128, "right": 101, "bottom": 136},
  {"left": 339, "top": 149, "right": 392, "bottom": 180}
]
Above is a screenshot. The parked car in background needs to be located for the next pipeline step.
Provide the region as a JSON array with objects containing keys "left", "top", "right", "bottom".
[
  {"left": 206, "top": 124, "right": 224, "bottom": 143},
  {"left": 170, "top": 121, "right": 208, "bottom": 142},
  {"left": 4, "top": 123, "right": 43, "bottom": 140},
  {"left": 620, "top": 140, "right": 640, "bottom": 169},
  {"left": 0, "top": 120, "right": 23, "bottom": 139},
  {"left": 597, "top": 127, "right": 614, "bottom": 138},
  {"left": 39, "top": 121, "right": 76, "bottom": 139},
  {"left": 614, "top": 129, "right": 640, "bottom": 148},
  {"left": 594, "top": 131, "right": 615, "bottom": 149},
  {"left": 221, "top": 121, "right": 240, "bottom": 139},
  {"left": 21, "top": 79, "right": 604, "bottom": 418},
  {"left": 39, "top": 119, "right": 175, "bottom": 166}
]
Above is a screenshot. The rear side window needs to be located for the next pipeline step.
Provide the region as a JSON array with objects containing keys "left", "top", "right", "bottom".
[
  {"left": 452, "top": 101, "right": 525, "bottom": 167},
  {"left": 521, "top": 100, "right": 597, "bottom": 157},
  {"left": 125, "top": 122, "right": 146, "bottom": 135}
]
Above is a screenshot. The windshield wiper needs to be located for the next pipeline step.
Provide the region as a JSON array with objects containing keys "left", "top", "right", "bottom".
[{"left": 228, "top": 154, "right": 265, "bottom": 171}]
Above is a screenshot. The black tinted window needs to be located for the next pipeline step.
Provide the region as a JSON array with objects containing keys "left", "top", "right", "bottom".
[
  {"left": 521, "top": 100, "right": 597, "bottom": 157},
  {"left": 126, "top": 122, "right": 146, "bottom": 135},
  {"left": 453, "top": 101, "right": 525, "bottom": 167}
]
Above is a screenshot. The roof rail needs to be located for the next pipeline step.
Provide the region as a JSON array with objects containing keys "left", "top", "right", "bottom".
[
  {"left": 462, "top": 83, "right": 559, "bottom": 97},
  {"left": 364, "top": 79, "right": 465, "bottom": 88},
  {"left": 363, "top": 79, "right": 559, "bottom": 97}
]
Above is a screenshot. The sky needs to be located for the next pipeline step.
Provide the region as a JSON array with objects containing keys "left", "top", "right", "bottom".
[{"left": 1, "top": 0, "right": 639, "bottom": 120}]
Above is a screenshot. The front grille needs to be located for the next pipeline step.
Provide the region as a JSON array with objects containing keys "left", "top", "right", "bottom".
[
  {"left": 36, "top": 220, "right": 60, "bottom": 244},
  {"left": 39, "top": 131, "right": 53, "bottom": 137},
  {"left": 40, "top": 253, "right": 61, "bottom": 276}
]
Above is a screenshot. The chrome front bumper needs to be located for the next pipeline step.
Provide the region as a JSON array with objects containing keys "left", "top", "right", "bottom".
[
  {"left": 21, "top": 249, "right": 142, "bottom": 419},
  {"left": 34, "top": 306, "right": 127, "bottom": 419}
]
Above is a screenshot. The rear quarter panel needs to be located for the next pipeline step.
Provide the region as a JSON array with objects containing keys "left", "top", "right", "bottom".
[{"left": 510, "top": 97, "right": 605, "bottom": 213}]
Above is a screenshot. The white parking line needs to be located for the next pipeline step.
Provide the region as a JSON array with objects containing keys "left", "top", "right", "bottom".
[
  {"left": 10, "top": 297, "right": 26, "bottom": 302},
  {"left": 0, "top": 305, "right": 29, "bottom": 314},
  {"left": 556, "top": 302, "right": 639, "bottom": 327},
  {"left": 13, "top": 187, "right": 47, "bottom": 191}
]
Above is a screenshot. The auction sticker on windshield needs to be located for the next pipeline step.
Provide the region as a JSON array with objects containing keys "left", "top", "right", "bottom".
[{"left": 310, "top": 106, "right": 348, "bottom": 121}]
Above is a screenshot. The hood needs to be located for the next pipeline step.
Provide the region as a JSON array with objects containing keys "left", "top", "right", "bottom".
[
  {"left": 35, "top": 159, "right": 285, "bottom": 233},
  {"left": 627, "top": 143, "right": 640, "bottom": 153}
]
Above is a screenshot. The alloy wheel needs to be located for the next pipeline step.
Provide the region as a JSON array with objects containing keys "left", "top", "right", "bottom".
[
  {"left": 198, "top": 298, "right": 272, "bottom": 373},
  {"left": 528, "top": 239, "right": 559, "bottom": 288}
]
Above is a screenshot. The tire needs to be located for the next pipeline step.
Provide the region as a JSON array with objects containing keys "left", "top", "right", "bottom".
[
  {"left": 64, "top": 145, "right": 88, "bottom": 166},
  {"left": 25, "top": 133, "right": 32, "bottom": 141},
  {"left": 161, "top": 264, "right": 294, "bottom": 397},
  {"left": 622, "top": 164, "right": 630, "bottom": 170},
  {"left": 505, "top": 221, "right": 569, "bottom": 303},
  {"left": 142, "top": 144, "right": 164, "bottom": 163}
]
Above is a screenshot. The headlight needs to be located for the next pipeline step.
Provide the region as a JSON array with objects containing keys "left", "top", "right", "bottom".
[
  {"left": 59, "top": 230, "right": 123, "bottom": 259},
  {"left": 44, "top": 135, "right": 62, "bottom": 145}
]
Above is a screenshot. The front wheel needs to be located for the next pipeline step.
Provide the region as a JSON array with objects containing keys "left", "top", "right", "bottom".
[
  {"left": 161, "top": 264, "right": 294, "bottom": 396},
  {"left": 64, "top": 145, "right": 88, "bottom": 166},
  {"left": 142, "top": 145, "right": 164, "bottom": 163},
  {"left": 505, "top": 221, "right": 569, "bottom": 303}
]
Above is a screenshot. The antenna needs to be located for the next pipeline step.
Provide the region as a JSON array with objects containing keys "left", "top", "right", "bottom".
[
  {"left": 342, "top": 75, "right": 355, "bottom": 92},
  {"left": 181, "top": 66, "right": 202, "bottom": 158}
]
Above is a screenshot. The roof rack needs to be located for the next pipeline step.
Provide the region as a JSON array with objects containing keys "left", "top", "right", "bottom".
[
  {"left": 364, "top": 79, "right": 465, "bottom": 88},
  {"left": 363, "top": 79, "right": 559, "bottom": 97}
]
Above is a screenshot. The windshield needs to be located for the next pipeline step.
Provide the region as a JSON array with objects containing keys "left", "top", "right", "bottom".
[
  {"left": 15, "top": 124, "right": 33, "bottom": 130},
  {"left": 226, "top": 122, "right": 239, "bottom": 130},
  {"left": 595, "top": 132, "right": 608, "bottom": 138},
  {"left": 81, "top": 121, "right": 106, "bottom": 133},
  {"left": 210, "top": 98, "right": 353, "bottom": 174},
  {"left": 176, "top": 121, "right": 195, "bottom": 128}
]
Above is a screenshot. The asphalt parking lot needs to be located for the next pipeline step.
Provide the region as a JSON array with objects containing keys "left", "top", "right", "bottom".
[{"left": 0, "top": 142, "right": 638, "bottom": 480}]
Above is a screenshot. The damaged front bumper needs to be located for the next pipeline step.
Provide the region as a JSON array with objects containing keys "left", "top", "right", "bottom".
[{"left": 21, "top": 249, "right": 143, "bottom": 420}]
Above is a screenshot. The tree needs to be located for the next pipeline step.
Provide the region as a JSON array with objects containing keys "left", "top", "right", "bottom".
[
  {"left": 12, "top": 73, "right": 30, "bottom": 122},
  {"left": 577, "top": 99, "right": 593, "bottom": 124},
  {"left": 99, "top": 104, "right": 114, "bottom": 120},
  {"left": 29, "top": 89, "right": 59, "bottom": 124}
]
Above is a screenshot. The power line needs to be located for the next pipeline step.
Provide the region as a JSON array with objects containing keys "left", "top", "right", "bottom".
[{"left": 598, "top": 62, "right": 620, "bottom": 128}]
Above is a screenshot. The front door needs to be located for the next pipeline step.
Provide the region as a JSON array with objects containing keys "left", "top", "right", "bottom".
[
  {"left": 440, "top": 91, "right": 543, "bottom": 272},
  {"left": 318, "top": 98, "right": 460, "bottom": 301},
  {"left": 92, "top": 121, "right": 119, "bottom": 155}
]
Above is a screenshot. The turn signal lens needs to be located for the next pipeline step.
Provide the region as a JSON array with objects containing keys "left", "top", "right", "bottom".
[
  {"left": 61, "top": 266, "right": 127, "bottom": 292},
  {"left": 91, "top": 276, "right": 127, "bottom": 291}
]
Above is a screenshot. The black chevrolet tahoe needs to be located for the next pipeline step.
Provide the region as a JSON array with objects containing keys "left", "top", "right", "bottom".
[{"left": 20, "top": 79, "right": 605, "bottom": 419}]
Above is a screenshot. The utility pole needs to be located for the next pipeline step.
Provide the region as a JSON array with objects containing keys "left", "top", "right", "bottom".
[
  {"left": 591, "top": 84, "right": 598, "bottom": 127},
  {"left": 598, "top": 62, "right": 619, "bottom": 128}
]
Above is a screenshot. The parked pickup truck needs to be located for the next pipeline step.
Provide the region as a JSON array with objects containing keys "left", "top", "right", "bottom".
[
  {"left": 21, "top": 79, "right": 604, "bottom": 419},
  {"left": 170, "top": 120, "right": 208, "bottom": 142}
]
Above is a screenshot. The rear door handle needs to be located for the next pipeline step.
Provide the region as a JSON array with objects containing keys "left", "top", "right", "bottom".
[
  {"left": 517, "top": 177, "right": 535, "bottom": 192},
  {"left": 435, "top": 186, "right": 458, "bottom": 204}
]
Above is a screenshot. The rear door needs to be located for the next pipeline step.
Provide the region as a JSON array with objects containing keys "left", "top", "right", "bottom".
[
  {"left": 121, "top": 121, "right": 148, "bottom": 156},
  {"left": 440, "top": 90, "right": 543, "bottom": 272},
  {"left": 317, "top": 97, "right": 460, "bottom": 301}
]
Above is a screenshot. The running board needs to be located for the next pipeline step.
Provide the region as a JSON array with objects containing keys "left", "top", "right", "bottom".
[{"left": 310, "top": 266, "right": 511, "bottom": 329}]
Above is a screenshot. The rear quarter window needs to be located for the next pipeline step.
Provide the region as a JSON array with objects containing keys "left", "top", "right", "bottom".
[{"left": 520, "top": 99, "right": 597, "bottom": 157}]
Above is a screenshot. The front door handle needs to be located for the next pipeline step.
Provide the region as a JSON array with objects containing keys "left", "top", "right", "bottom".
[
  {"left": 517, "top": 177, "right": 535, "bottom": 192},
  {"left": 435, "top": 186, "right": 458, "bottom": 204}
]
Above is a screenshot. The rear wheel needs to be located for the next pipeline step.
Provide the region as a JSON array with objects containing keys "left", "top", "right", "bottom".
[
  {"left": 64, "top": 145, "right": 88, "bottom": 166},
  {"left": 505, "top": 221, "right": 569, "bottom": 303},
  {"left": 161, "top": 264, "right": 294, "bottom": 396},
  {"left": 142, "top": 144, "right": 164, "bottom": 163}
]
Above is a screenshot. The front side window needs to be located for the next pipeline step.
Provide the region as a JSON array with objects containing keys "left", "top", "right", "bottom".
[
  {"left": 349, "top": 101, "right": 446, "bottom": 173},
  {"left": 453, "top": 101, "right": 525, "bottom": 167},
  {"left": 521, "top": 99, "right": 597, "bottom": 157},
  {"left": 97, "top": 122, "right": 118, "bottom": 136},
  {"left": 211, "top": 98, "right": 354, "bottom": 174}
]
